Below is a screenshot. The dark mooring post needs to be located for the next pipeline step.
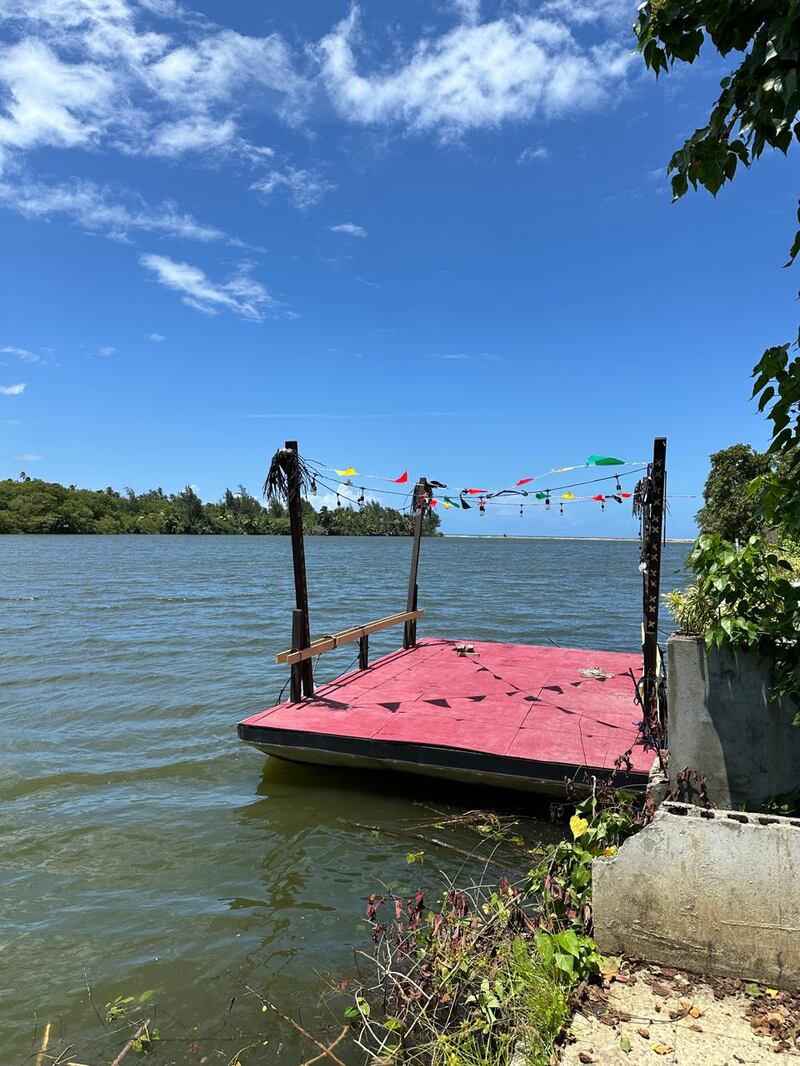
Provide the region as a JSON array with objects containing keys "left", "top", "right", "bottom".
[
  {"left": 285, "top": 440, "right": 314, "bottom": 701},
  {"left": 404, "top": 479, "right": 426, "bottom": 649},
  {"left": 642, "top": 437, "right": 667, "bottom": 723}
]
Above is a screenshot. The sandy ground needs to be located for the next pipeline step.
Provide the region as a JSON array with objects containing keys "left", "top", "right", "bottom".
[{"left": 558, "top": 963, "right": 800, "bottom": 1064}]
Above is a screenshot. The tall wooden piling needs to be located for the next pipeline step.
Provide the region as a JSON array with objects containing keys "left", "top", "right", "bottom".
[
  {"left": 285, "top": 440, "right": 314, "bottom": 700},
  {"left": 404, "top": 479, "right": 426, "bottom": 649},
  {"left": 642, "top": 436, "right": 667, "bottom": 722}
]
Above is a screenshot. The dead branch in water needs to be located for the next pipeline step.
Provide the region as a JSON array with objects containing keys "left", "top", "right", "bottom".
[
  {"left": 35, "top": 1021, "right": 51, "bottom": 1066},
  {"left": 342, "top": 819, "right": 518, "bottom": 870},
  {"left": 300, "top": 1025, "right": 349, "bottom": 1065},
  {"left": 109, "top": 1019, "right": 150, "bottom": 1066},
  {"left": 241, "top": 983, "right": 348, "bottom": 1066}
]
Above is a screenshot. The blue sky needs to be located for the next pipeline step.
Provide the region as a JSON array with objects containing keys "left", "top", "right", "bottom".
[{"left": 0, "top": 0, "right": 796, "bottom": 537}]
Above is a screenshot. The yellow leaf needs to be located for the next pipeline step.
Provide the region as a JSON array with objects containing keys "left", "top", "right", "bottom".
[
  {"left": 569, "top": 814, "right": 589, "bottom": 839},
  {"left": 765, "top": 988, "right": 780, "bottom": 998},
  {"left": 689, "top": 1006, "right": 703, "bottom": 1019},
  {"left": 603, "top": 846, "right": 617, "bottom": 857},
  {"left": 651, "top": 1045, "right": 674, "bottom": 1055}
]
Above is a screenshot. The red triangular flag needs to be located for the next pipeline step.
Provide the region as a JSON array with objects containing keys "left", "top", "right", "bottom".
[
  {"left": 429, "top": 498, "right": 438, "bottom": 507},
  {"left": 516, "top": 477, "right": 534, "bottom": 486},
  {"left": 467, "top": 488, "right": 488, "bottom": 494},
  {"left": 592, "top": 494, "right": 605, "bottom": 502},
  {"left": 393, "top": 471, "right": 408, "bottom": 483}
]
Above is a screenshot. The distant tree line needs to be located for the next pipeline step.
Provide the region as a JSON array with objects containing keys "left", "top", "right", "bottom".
[{"left": 0, "top": 476, "right": 441, "bottom": 536}]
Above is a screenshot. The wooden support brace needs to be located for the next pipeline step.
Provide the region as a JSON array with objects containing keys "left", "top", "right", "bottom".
[{"left": 276, "top": 609, "right": 423, "bottom": 665}]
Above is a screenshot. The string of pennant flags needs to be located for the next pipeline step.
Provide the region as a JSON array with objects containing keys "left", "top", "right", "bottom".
[{"left": 304, "top": 455, "right": 668, "bottom": 516}]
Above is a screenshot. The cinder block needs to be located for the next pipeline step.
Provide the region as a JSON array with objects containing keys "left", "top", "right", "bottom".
[{"left": 594, "top": 802, "right": 800, "bottom": 988}]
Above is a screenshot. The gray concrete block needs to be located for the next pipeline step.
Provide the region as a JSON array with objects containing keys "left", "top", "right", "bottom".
[
  {"left": 668, "top": 634, "right": 800, "bottom": 809},
  {"left": 593, "top": 802, "right": 800, "bottom": 988}
]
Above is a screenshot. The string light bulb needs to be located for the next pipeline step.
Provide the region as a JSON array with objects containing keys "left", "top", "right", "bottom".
[
  {"left": 336, "top": 494, "right": 341, "bottom": 508},
  {"left": 519, "top": 504, "right": 523, "bottom": 517},
  {"left": 479, "top": 498, "right": 486, "bottom": 516},
  {"left": 559, "top": 502, "right": 564, "bottom": 515},
  {"left": 357, "top": 488, "right": 365, "bottom": 506},
  {"left": 310, "top": 475, "right": 317, "bottom": 495}
]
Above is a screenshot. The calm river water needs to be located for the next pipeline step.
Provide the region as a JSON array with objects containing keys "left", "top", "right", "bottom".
[{"left": 1, "top": 535, "right": 687, "bottom": 1064}]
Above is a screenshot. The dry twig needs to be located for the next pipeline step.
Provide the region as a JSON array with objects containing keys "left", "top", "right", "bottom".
[{"left": 110, "top": 1019, "right": 150, "bottom": 1066}]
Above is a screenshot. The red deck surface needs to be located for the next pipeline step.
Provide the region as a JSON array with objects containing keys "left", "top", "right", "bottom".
[{"left": 239, "top": 638, "right": 652, "bottom": 785}]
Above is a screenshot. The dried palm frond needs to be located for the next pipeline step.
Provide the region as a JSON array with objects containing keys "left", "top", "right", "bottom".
[{"left": 263, "top": 446, "right": 313, "bottom": 502}]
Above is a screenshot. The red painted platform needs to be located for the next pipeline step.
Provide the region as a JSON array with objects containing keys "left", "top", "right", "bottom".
[{"left": 238, "top": 639, "right": 653, "bottom": 793}]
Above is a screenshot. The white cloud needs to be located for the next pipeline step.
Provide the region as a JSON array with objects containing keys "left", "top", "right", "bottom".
[
  {"left": 429, "top": 351, "right": 500, "bottom": 360},
  {"left": 146, "top": 115, "right": 237, "bottom": 157},
  {"left": 1, "top": 345, "right": 43, "bottom": 363},
  {"left": 0, "top": 3, "right": 308, "bottom": 169},
  {"left": 330, "top": 222, "right": 367, "bottom": 237},
  {"left": 144, "top": 29, "right": 303, "bottom": 110},
  {"left": 140, "top": 253, "right": 277, "bottom": 320},
  {"left": 251, "top": 167, "right": 334, "bottom": 209},
  {"left": 0, "top": 38, "right": 115, "bottom": 161},
  {"left": 98, "top": 345, "right": 115, "bottom": 356},
  {"left": 317, "top": 7, "right": 631, "bottom": 135},
  {"left": 147, "top": 332, "right": 166, "bottom": 341},
  {"left": 0, "top": 176, "right": 234, "bottom": 243},
  {"left": 517, "top": 144, "right": 549, "bottom": 163},
  {"left": 0, "top": 383, "right": 26, "bottom": 395},
  {"left": 539, "top": 0, "right": 634, "bottom": 27},
  {"left": 14, "top": 452, "right": 42, "bottom": 460},
  {"left": 451, "top": 0, "right": 481, "bottom": 25}
]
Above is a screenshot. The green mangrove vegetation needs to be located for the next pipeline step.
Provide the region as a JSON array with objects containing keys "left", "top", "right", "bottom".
[{"left": 0, "top": 476, "right": 441, "bottom": 536}]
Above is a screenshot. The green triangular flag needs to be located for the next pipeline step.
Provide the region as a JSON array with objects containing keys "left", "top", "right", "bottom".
[{"left": 586, "top": 455, "right": 624, "bottom": 466}]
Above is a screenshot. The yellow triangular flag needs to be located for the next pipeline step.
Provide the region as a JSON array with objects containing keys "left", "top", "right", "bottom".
[
  {"left": 561, "top": 492, "right": 574, "bottom": 500},
  {"left": 335, "top": 467, "right": 358, "bottom": 477}
]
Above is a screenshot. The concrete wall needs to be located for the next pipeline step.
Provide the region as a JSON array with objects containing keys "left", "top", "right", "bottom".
[
  {"left": 668, "top": 634, "right": 800, "bottom": 809},
  {"left": 593, "top": 802, "right": 800, "bottom": 988}
]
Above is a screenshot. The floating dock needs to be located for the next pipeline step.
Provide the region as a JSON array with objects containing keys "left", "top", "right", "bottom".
[
  {"left": 239, "top": 440, "right": 667, "bottom": 795},
  {"left": 238, "top": 638, "right": 652, "bottom": 793}
]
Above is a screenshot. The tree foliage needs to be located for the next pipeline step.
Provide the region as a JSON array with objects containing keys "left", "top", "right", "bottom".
[
  {"left": 634, "top": 0, "right": 800, "bottom": 264},
  {"left": 0, "top": 478, "right": 440, "bottom": 537},
  {"left": 695, "top": 443, "right": 772, "bottom": 540}
]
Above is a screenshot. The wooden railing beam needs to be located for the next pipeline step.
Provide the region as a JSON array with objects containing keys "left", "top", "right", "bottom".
[{"left": 275, "top": 609, "right": 424, "bottom": 666}]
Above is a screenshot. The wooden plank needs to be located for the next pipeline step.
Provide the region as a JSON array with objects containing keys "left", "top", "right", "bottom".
[{"left": 276, "top": 610, "right": 424, "bottom": 665}]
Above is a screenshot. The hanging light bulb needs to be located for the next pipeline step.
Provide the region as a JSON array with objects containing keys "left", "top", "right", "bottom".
[
  {"left": 615, "top": 476, "right": 622, "bottom": 493},
  {"left": 357, "top": 487, "right": 365, "bottom": 506},
  {"left": 601, "top": 500, "right": 605, "bottom": 511},
  {"left": 336, "top": 494, "right": 342, "bottom": 508},
  {"left": 545, "top": 492, "right": 551, "bottom": 510},
  {"left": 479, "top": 498, "right": 486, "bottom": 516},
  {"left": 519, "top": 504, "right": 523, "bottom": 517},
  {"left": 310, "top": 475, "right": 317, "bottom": 495},
  {"left": 559, "top": 502, "right": 564, "bottom": 515}
]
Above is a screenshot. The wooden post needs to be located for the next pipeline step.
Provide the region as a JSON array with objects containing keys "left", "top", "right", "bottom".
[
  {"left": 358, "top": 633, "right": 369, "bottom": 671},
  {"left": 642, "top": 437, "right": 667, "bottom": 722},
  {"left": 404, "top": 479, "right": 425, "bottom": 649},
  {"left": 290, "top": 608, "right": 304, "bottom": 703},
  {"left": 285, "top": 440, "right": 314, "bottom": 699}
]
